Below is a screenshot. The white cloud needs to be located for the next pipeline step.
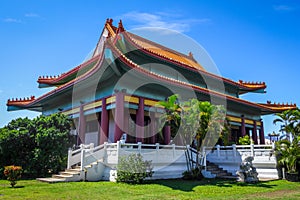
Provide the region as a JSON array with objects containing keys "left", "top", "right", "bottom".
[
  {"left": 273, "top": 5, "right": 294, "bottom": 11},
  {"left": 25, "top": 13, "right": 40, "bottom": 18},
  {"left": 3, "top": 18, "right": 22, "bottom": 23},
  {"left": 120, "top": 11, "right": 211, "bottom": 33}
]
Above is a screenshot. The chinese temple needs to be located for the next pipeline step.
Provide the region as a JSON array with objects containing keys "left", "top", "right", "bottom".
[{"left": 7, "top": 19, "right": 296, "bottom": 147}]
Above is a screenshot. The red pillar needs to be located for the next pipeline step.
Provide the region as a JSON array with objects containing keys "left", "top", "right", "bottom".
[
  {"left": 100, "top": 98, "right": 109, "bottom": 145},
  {"left": 163, "top": 125, "right": 171, "bottom": 145},
  {"left": 78, "top": 104, "right": 86, "bottom": 144},
  {"left": 252, "top": 121, "right": 258, "bottom": 144},
  {"left": 241, "top": 115, "right": 246, "bottom": 137},
  {"left": 114, "top": 91, "right": 124, "bottom": 142},
  {"left": 123, "top": 105, "right": 129, "bottom": 139},
  {"left": 150, "top": 111, "right": 156, "bottom": 144},
  {"left": 136, "top": 97, "right": 144, "bottom": 143},
  {"left": 259, "top": 120, "right": 265, "bottom": 144}
]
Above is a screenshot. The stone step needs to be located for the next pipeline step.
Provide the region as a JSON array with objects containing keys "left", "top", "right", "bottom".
[
  {"left": 205, "top": 161, "right": 235, "bottom": 179},
  {"left": 36, "top": 177, "right": 66, "bottom": 183},
  {"left": 60, "top": 171, "right": 80, "bottom": 176},
  {"left": 65, "top": 169, "right": 81, "bottom": 173},
  {"left": 52, "top": 174, "right": 73, "bottom": 179}
]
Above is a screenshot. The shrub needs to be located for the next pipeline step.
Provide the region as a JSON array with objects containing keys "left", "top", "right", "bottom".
[
  {"left": 116, "top": 153, "right": 153, "bottom": 184},
  {"left": 239, "top": 135, "right": 252, "bottom": 145},
  {"left": 4, "top": 165, "right": 22, "bottom": 187}
]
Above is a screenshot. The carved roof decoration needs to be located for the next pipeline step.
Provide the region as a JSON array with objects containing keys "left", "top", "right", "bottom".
[
  {"left": 239, "top": 80, "right": 266, "bottom": 88},
  {"left": 259, "top": 101, "right": 297, "bottom": 111},
  {"left": 7, "top": 96, "right": 35, "bottom": 105}
]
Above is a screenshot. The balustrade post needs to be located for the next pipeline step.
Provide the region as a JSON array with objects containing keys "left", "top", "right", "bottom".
[
  {"left": 172, "top": 144, "right": 175, "bottom": 158},
  {"left": 251, "top": 144, "right": 254, "bottom": 157},
  {"left": 90, "top": 143, "right": 94, "bottom": 151},
  {"left": 232, "top": 144, "right": 237, "bottom": 157},
  {"left": 67, "top": 148, "right": 72, "bottom": 169},
  {"left": 138, "top": 142, "right": 142, "bottom": 154},
  {"left": 80, "top": 149, "right": 85, "bottom": 171},
  {"left": 216, "top": 145, "right": 220, "bottom": 157},
  {"left": 272, "top": 142, "right": 275, "bottom": 150},
  {"left": 116, "top": 141, "right": 121, "bottom": 159},
  {"left": 155, "top": 143, "right": 159, "bottom": 151}
]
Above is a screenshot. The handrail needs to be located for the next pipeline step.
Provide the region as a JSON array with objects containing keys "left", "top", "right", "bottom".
[
  {"left": 201, "top": 144, "right": 275, "bottom": 162},
  {"left": 67, "top": 141, "right": 189, "bottom": 170}
]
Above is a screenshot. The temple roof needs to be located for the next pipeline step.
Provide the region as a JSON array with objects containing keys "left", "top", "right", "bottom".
[
  {"left": 37, "top": 19, "right": 265, "bottom": 94},
  {"left": 7, "top": 18, "right": 297, "bottom": 114}
]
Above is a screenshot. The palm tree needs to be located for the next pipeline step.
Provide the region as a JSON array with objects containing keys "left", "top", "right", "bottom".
[
  {"left": 273, "top": 109, "right": 300, "bottom": 141},
  {"left": 276, "top": 136, "right": 300, "bottom": 174},
  {"left": 156, "top": 94, "right": 181, "bottom": 142},
  {"left": 158, "top": 95, "right": 227, "bottom": 168}
]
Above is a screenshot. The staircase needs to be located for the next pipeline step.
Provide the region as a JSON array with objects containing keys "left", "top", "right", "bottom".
[
  {"left": 37, "top": 166, "right": 82, "bottom": 183},
  {"left": 37, "top": 143, "right": 108, "bottom": 183},
  {"left": 205, "top": 161, "right": 237, "bottom": 179}
]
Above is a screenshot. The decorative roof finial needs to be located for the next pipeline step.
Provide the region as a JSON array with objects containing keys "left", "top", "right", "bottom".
[{"left": 117, "top": 20, "right": 125, "bottom": 32}]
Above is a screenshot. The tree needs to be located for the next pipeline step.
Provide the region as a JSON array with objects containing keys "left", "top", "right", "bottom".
[
  {"left": 275, "top": 136, "right": 300, "bottom": 174},
  {"left": 0, "top": 118, "right": 35, "bottom": 177},
  {"left": 32, "top": 113, "right": 74, "bottom": 175},
  {"left": 158, "top": 95, "right": 227, "bottom": 168},
  {"left": 273, "top": 109, "right": 300, "bottom": 141},
  {"left": 0, "top": 113, "right": 74, "bottom": 178},
  {"left": 156, "top": 94, "right": 181, "bottom": 141}
]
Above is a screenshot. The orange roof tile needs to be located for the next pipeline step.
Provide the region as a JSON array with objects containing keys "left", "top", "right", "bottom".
[{"left": 126, "top": 32, "right": 205, "bottom": 71}]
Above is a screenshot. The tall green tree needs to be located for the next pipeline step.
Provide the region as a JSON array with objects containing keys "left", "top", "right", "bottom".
[{"left": 0, "top": 113, "right": 74, "bottom": 177}]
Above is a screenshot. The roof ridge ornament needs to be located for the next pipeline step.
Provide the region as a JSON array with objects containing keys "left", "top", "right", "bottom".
[
  {"left": 106, "top": 18, "right": 113, "bottom": 26},
  {"left": 117, "top": 19, "right": 125, "bottom": 33}
]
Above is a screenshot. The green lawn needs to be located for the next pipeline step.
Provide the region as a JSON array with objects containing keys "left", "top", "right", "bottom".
[{"left": 0, "top": 179, "right": 299, "bottom": 200}]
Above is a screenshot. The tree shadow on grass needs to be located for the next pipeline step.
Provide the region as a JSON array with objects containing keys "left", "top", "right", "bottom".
[
  {"left": 145, "top": 178, "right": 278, "bottom": 192},
  {"left": 11, "top": 185, "right": 25, "bottom": 189}
]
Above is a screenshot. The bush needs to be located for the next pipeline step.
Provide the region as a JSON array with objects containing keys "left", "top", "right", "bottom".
[
  {"left": 239, "top": 135, "right": 252, "bottom": 145},
  {"left": 116, "top": 154, "right": 153, "bottom": 184},
  {"left": 4, "top": 165, "right": 22, "bottom": 187}
]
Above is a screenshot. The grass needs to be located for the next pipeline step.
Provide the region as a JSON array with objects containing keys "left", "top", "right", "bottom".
[{"left": 0, "top": 179, "right": 299, "bottom": 200}]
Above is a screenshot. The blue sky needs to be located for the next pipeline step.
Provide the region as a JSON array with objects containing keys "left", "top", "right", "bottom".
[{"left": 0, "top": 0, "right": 299, "bottom": 136}]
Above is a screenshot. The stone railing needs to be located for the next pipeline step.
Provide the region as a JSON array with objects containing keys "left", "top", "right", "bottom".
[
  {"left": 203, "top": 144, "right": 275, "bottom": 162},
  {"left": 203, "top": 144, "right": 278, "bottom": 179},
  {"left": 67, "top": 143, "right": 106, "bottom": 170},
  {"left": 67, "top": 142, "right": 188, "bottom": 171}
]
